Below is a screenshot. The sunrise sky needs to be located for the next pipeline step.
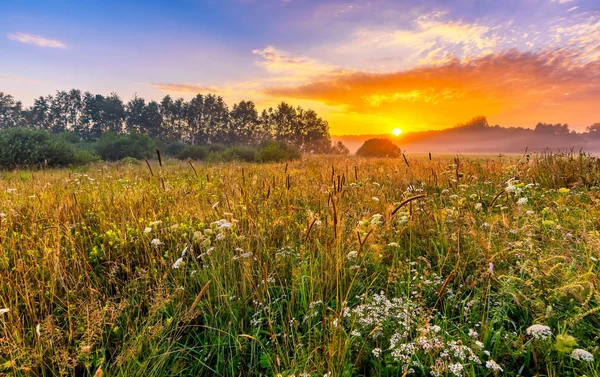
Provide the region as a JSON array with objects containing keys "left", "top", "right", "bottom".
[{"left": 1, "top": 0, "right": 598, "bottom": 135}]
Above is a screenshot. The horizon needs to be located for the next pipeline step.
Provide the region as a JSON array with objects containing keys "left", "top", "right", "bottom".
[{"left": 1, "top": 0, "right": 599, "bottom": 135}]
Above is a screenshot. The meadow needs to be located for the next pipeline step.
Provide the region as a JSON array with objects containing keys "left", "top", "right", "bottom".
[{"left": 0, "top": 154, "right": 599, "bottom": 377}]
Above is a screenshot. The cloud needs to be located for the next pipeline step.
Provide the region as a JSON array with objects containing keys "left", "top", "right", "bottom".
[
  {"left": 261, "top": 49, "right": 600, "bottom": 130},
  {"left": 334, "top": 12, "right": 500, "bottom": 66},
  {"left": 149, "top": 83, "right": 224, "bottom": 94},
  {"left": 7, "top": 33, "right": 67, "bottom": 49},
  {"left": 252, "top": 45, "right": 340, "bottom": 82}
]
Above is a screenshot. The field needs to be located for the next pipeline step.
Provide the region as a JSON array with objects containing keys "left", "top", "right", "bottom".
[{"left": 1, "top": 154, "right": 599, "bottom": 377}]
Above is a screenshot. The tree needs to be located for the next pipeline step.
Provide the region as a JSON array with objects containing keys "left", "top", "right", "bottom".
[
  {"left": 534, "top": 122, "right": 570, "bottom": 135},
  {"left": 229, "top": 100, "right": 262, "bottom": 145},
  {"left": 0, "top": 92, "right": 24, "bottom": 128},
  {"left": 356, "top": 138, "right": 401, "bottom": 157},
  {"left": 331, "top": 141, "right": 350, "bottom": 155}
]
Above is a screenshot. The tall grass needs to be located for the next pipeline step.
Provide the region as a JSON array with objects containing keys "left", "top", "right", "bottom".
[{"left": 0, "top": 153, "right": 598, "bottom": 376}]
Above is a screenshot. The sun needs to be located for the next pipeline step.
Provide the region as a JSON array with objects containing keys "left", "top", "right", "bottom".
[{"left": 392, "top": 128, "right": 402, "bottom": 136}]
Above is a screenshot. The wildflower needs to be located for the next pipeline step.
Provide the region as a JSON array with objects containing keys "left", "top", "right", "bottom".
[
  {"left": 387, "top": 242, "right": 399, "bottom": 247},
  {"left": 150, "top": 239, "right": 164, "bottom": 246},
  {"left": 233, "top": 252, "right": 253, "bottom": 261},
  {"left": 571, "top": 348, "right": 594, "bottom": 362},
  {"left": 475, "top": 203, "right": 483, "bottom": 210},
  {"left": 350, "top": 330, "right": 361, "bottom": 337},
  {"left": 143, "top": 227, "right": 152, "bottom": 233},
  {"left": 526, "top": 324, "right": 552, "bottom": 340},
  {"left": 469, "top": 328, "right": 479, "bottom": 338},
  {"left": 448, "top": 362, "right": 464, "bottom": 376},
  {"left": 486, "top": 360, "right": 503, "bottom": 371},
  {"left": 475, "top": 341, "right": 484, "bottom": 348},
  {"left": 372, "top": 348, "right": 382, "bottom": 358},
  {"left": 172, "top": 257, "right": 184, "bottom": 269},
  {"left": 346, "top": 251, "right": 358, "bottom": 260},
  {"left": 488, "top": 262, "right": 494, "bottom": 275},
  {"left": 517, "top": 197, "right": 528, "bottom": 205},
  {"left": 558, "top": 188, "right": 570, "bottom": 194},
  {"left": 0, "top": 308, "right": 9, "bottom": 315}
]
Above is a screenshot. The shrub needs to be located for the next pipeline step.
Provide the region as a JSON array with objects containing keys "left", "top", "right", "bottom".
[
  {"left": 93, "top": 132, "right": 155, "bottom": 161},
  {"left": 164, "top": 141, "right": 187, "bottom": 157},
  {"left": 356, "top": 138, "right": 401, "bottom": 157},
  {"left": 177, "top": 145, "right": 208, "bottom": 160},
  {"left": 231, "top": 146, "right": 257, "bottom": 162},
  {"left": 256, "top": 141, "right": 301, "bottom": 163},
  {"left": 0, "top": 127, "right": 78, "bottom": 168},
  {"left": 207, "top": 144, "right": 226, "bottom": 153}
]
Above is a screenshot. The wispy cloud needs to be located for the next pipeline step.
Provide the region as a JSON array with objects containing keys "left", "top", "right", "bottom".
[
  {"left": 7, "top": 33, "right": 67, "bottom": 49},
  {"left": 149, "top": 83, "right": 224, "bottom": 94},
  {"left": 252, "top": 45, "right": 341, "bottom": 82}
]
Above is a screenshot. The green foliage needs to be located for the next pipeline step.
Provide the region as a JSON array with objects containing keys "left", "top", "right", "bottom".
[
  {"left": 93, "top": 132, "right": 156, "bottom": 161},
  {"left": 356, "top": 138, "right": 401, "bottom": 157},
  {"left": 0, "top": 127, "right": 81, "bottom": 167},
  {"left": 163, "top": 141, "right": 187, "bottom": 157},
  {"left": 177, "top": 145, "right": 209, "bottom": 160},
  {"left": 256, "top": 140, "right": 301, "bottom": 162}
]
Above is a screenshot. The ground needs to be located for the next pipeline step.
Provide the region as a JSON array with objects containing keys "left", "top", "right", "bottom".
[{"left": 0, "top": 154, "right": 599, "bottom": 376}]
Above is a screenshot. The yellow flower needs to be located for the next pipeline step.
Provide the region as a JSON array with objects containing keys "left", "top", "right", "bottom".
[{"left": 558, "top": 188, "right": 570, "bottom": 194}]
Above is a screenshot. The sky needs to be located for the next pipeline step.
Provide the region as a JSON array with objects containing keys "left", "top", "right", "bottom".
[{"left": 1, "top": 0, "right": 599, "bottom": 135}]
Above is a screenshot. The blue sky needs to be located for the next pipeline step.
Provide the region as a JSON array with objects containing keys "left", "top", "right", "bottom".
[{"left": 1, "top": 0, "right": 599, "bottom": 134}]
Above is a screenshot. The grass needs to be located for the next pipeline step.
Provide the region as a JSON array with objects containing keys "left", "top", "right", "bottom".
[{"left": 0, "top": 153, "right": 599, "bottom": 376}]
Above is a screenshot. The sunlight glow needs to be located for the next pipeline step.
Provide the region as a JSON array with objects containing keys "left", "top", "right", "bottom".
[{"left": 392, "top": 128, "right": 402, "bottom": 136}]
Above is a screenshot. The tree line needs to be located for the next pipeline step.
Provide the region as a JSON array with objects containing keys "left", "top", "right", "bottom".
[{"left": 0, "top": 90, "right": 349, "bottom": 154}]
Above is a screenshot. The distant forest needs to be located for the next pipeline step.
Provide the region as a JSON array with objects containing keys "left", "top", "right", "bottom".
[
  {"left": 0, "top": 90, "right": 347, "bottom": 154},
  {"left": 334, "top": 117, "right": 600, "bottom": 154}
]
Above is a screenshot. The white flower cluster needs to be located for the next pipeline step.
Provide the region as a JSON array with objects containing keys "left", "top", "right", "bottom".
[
  {"left": 349, "top": 293, "right": 495, "bottom": 376},
  {"left": 526, "top": 324, "right": 552, "bottom": 340},
  {"left": 571, "top": 348, "right": 594, "bottom": 362}
]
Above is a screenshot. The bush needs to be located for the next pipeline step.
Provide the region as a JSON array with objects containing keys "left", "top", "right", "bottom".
[
  {"left": 356, "top": 138, "right": 401, "bottom": 157},
  {"left": 164, "top": 141, "right": 187, "bottom": 157},
  {"left": 93, "top": 132, "right": 155, "bottom": 161},
  {"left": 231, "top": 146, "right": 257, "bottom": 162},
  {"left": 0, "top": 127, "right": 78, "bottom": 168},
  {"left": 177, "top": 145, "right": 208, "bottom": 160},
  {"left": 256, "top": 141, "right": 301, "bottom": 163},
  {"left": 207, "top": 144, "right": 226, "bottom": 153}
]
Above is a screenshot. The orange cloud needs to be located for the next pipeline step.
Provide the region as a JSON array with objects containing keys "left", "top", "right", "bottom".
[{"left": 262, "top": 49, "right": 600, "bottom": 133}]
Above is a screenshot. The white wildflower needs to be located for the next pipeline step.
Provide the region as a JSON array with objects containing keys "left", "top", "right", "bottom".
[
  {"left": 468, "top": 328, "right": 479, "bottom": 338},
  {"left": 571, "top": 348, "right": 594, "bottom": 362},
  {"left": 150, "top": 238, "right": 164, "bottom": 246},
  {"left": 172, "top": 257, "right": 184, "bottom": 269},
  {"left": 350, "top": 330, "right": 361, "bottom": 337},
  {"left": 475, "top": 203, "right": 483, "bottom": 210},
  {"left": 143, "top": 227, "right": 152, "bottom": 233},
  {"left": 486, "top": 360, "right": 503, "bottom": 371},
  {"left": 346, "top": 250, "right": 358, "bottom": 260},
  {"left": 517, "top": 197, "right": 528, "bottom": 205},
  {"left": 448, "top": 362, "right": 464, "bottom": 376},
  {"left": 372, "top": 348, "right": 382, "bottom": 358},
  {"left": 526, "top": 324, "right": 552, "bottom": 340},
  {"left": 488, "top": 262, "right": 494, "bottom": 275}
]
